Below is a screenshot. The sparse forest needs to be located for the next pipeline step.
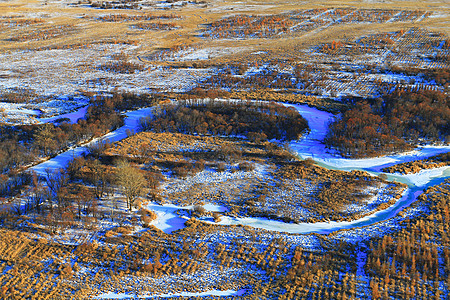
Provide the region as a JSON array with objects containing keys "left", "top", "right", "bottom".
[{"left": 325, "top": 90, "right": 450, "bottom": 157}]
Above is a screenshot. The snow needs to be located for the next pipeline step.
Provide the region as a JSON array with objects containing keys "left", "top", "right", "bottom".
[
  {"left": 176, "top": 47, "right": 242, "bottom": 61},
  {"left": 203, "top": 203, "right": 227, "bottom": 212},
  {"left": 205, "top": 190, "right": 412, "bottom": 234},
  {"left": 286, "top": 103, "right": 450, "bottom": 174},
  {"left": 146, "top": 202, "right": 188, "bottom": 234},
  {"left": 94, "top": 293, "right": 131, "bottom": 299},
  {"left": 95, "top": 289, "right": 246, "bottom": 299},
  {"left": 398, "top": 166, "right": 449, "bottom": 187},
  {"left": 0, "top": 102, "right": 41, "bottom": 124},
  {"left": 39, "top": 105, "right": 88, "bottom": 124},
  {"left": 30, "top": 106, "right": 154, "bottom": 175},
  {"left": 160, "top": 164, "right": 268, "bottom": 196},
  {"left": 0, "top": 46, "right": 210, "bottom": 99},
  {"left": 146, "top": 202, "right": 229, "bottom": 233},
  {"left": 0, "top": 95, "right": 89, "bottom": 125}
]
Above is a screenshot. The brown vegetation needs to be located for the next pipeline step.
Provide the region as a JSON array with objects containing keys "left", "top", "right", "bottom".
[
  {"left": 326, "top": 90, "right": 450, "bottom": 157},
  {"left": 259, "top": 161, "right": 407, "bottom": 223},
  {"left": 96, "top": 14, "right": 179, "bottom": 22},
  {"left": 139, "top": 99, "right": 309, "bottom": 141},
  {"left": 10, "top": 25, "right": 76, "bottom": 42},
  {"left": 364, "top": 180, "right": 450, "bottom": 299},
  {"left": 203, "top": 9, "right": 427, "bottom": 40},
  {"left": 132, "top": 22, "right": 178, "bottom": 31},
  {"left": 382, "top": 152, "right": 450, "bottom": 174}
]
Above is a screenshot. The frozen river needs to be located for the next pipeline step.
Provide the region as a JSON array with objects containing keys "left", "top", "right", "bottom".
[{"left": 30, "top": 101, "right": 449, "bottom": 234}]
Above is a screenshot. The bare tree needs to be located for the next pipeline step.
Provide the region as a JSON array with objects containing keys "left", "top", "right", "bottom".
[
  {"left": 34, "top": 123, "right": 57, "bottom": 156},
  {"left": 115, "top": 160, "right": 148, "bottom": 211},
  {"left": 45, "top": 168, "right": 69, "bottom": 212},
  {"left": 87, "top": 139, "right": 110, "bottom": 159},
  {"left": 29, "top": 171, "right": 45, "bottom": 214},
  {"left": 88, "top": 159, "right": 111, "bottom": 199}
]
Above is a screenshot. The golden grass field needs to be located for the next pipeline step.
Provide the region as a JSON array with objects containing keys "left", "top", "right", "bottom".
[{"left": 1, "top": 0, "right": 448, "bottom": 57}]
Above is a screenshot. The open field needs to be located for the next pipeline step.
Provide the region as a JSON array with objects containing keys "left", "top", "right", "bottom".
[
  {"left": 0, "top": 0, "right": 449, "bottom": 124},
  {"left": 105, "top": 131, "right": 407, "bottom": 223},
  {"left": 0, "top": 0, "right": 449, "bottom": 299}
]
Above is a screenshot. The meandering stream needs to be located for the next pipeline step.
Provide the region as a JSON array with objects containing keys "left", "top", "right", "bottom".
[
  {"left": 30, "top": 102, "right": 449, "bottom": 235},
  {"left": 211, "top": 103, "right": 449, "bottom": 234}
]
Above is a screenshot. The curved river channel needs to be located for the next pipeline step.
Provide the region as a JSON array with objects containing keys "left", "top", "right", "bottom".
[{"left": 31, "top": 103, "right": 450, "bottom": 235}]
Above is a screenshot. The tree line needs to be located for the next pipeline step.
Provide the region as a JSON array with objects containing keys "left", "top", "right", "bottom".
[
  {"left": 0, "top": 92, "right": 167, "bottom": 198},
  {"left": 139, "top": 99, "right": 309, "bottom": 142},
  {"left": 325, "top": 90, "right": 450, "bottom": 157}
]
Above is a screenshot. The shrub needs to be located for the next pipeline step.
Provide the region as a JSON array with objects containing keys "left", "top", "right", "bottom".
[
  {"left": 238, "top": 162, "right": 255, "bottom": 172},
  {"left": 216, "top": 162, "right": 226, "bottom": 172},
  {"left": 193, "top": 205, "right": 206, "bottom": 217}
]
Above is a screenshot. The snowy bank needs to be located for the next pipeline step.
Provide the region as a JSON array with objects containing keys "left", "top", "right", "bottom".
[
  {"left": 30, "top": 107, "right": 154, "bottom": 175},
  {"left": 95, "top": 289, "right": 246, "bottom": 299}
]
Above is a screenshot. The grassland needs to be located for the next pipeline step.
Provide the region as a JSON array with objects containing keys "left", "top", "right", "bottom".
[
  {"left": 105, "top": 131, "right": 407, "bottom": 224},
  {"left": 0, "top": 0, "right": 449, "bottom": 299}
]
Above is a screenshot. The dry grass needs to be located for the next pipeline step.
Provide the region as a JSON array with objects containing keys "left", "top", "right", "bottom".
[
  {"left": 105, "top": 131, "right": 407, "bottom": 223},
  {"left": 382, "top": 152, "right": 450, "bottom": 174},
  {"left": 105, "top": 131, "right": 251, "bottom": 157},
  {"left": 0, "top": 0, "right": 447, "bottom": 56}
]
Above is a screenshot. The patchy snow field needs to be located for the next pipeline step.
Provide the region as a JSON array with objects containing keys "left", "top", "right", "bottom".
[
  {"left": 164, "top": 47, "right": 243, "bottom": 62},
  {"left": 0, "top": 96, "right": 89, "bottom": 124},
  {"left": 95, "top": 289, "right": 246, "bottom": 299},
  {"left": 203, "top": 187, "right": 417, "bottom": 235},
  {"left": 0, "top": 101, "right": 40, "bottom": 124},
  {"left": 0, "top": 45, "right": 210, "bottom": 124},
  {"left": 38, "top": 104, "right": 89, "bottom": 124},
  {"left": 160, "top": 164, "right": 268, "bottom": 198}
]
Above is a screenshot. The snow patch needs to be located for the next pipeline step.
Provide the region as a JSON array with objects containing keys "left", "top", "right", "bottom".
[{"left": 95, "top": 289, "right": 246, "bottom": 299}]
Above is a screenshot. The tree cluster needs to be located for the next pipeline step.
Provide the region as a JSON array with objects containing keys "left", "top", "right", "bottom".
[
  {"left": 97, "top": 13, "right": 179, "bottom": 23},
  {"left": 206, "top": 14, "right": 294, "bottom": 39},
  {"left": 139, "top": 99, "right": 308, "bottom": 142},
  {"left": 325, "top": 90, "right": 450, "bottom": 157},
  {"left": 132, "top": 22, "right": 178, "bottom": 31},
  {"left": 0, "top": 92, "right": 144, "bottom": 175}
]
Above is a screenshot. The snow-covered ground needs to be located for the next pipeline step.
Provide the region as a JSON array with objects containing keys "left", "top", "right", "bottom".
[
  {"left": 0, "top": 45, "right": 210, "bottom": 124},
  {"left": 287, "top": 103, "right": 450, "bottom": 179},
  {"left": 166, "top": 47, "right": 243, "bottom": 62},
  {"left": 400, "top": 166, "right": 449, "bottom": 187},
  {"left": 95, "top": 289, "right": 246, "bottom": 299},
  {"left": 30, "top": 106, "right": 154, "bottom": 175},
  {"left": 0, "top": 102, "right": 40, "bottom": 124},
  {"left": 160, "top": 164, "right": 268, "bottom": 196},
  {"left": 146, "top": 202, "right": 187, "bottom": 234},
  {"left": 28, "top": 100, "right": 449, "bottom": 235},
  {"left": 145, "top": 201, "right": 227, "bottom": 233},
  {"left": 202, "top": 189, "right": 412, "bottom": 234},
  {"left": 38, "top": 105, "right": 88, "bottom": 124}
]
